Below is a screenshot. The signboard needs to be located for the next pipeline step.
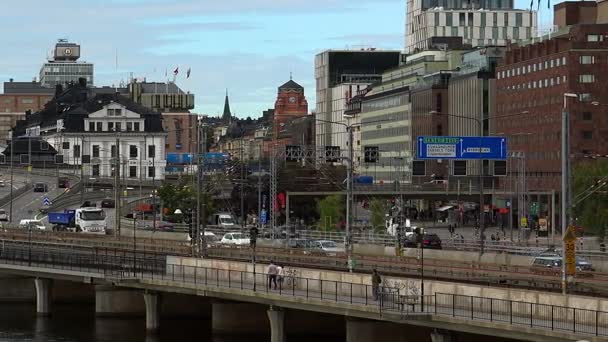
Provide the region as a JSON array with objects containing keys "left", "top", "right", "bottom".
[
  {"left": 520, "top": 217, "right": 528, "bottom": 228},
  {"left": 260, "top": 209, "right": 268, "bottom": 225},
  {"left": 538, "top": 218, "right": 548, "bottom": 232},
  {"left": 564, "top": 226, "right": 577, "bottom": 276},
  {"left": 416, "top": 136, "right": 507, "bottom": 160},
  {"left": 42, "top": 197, "right": 51, "bottom": 206}
]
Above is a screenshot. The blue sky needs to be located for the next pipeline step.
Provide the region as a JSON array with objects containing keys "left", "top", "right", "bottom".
[{"left": 1, "top": 0, "right": 556, "bottom": 118}]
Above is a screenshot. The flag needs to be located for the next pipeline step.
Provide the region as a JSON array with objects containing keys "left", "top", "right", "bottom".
[
  {"left": 187, "top": 67, "right": 191, "bottom": 78},
  {"left": 173, "top": 67, "right": 179, "bottom": 76}
]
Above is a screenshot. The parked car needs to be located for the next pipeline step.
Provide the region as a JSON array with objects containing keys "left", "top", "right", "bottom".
[
  {"left": 33, "top": 183, "right": 48, "bottom": 192},
  {"left": 403, "top": 233, "right": 442, "bottom": 249},
  {"left": 0, "top": 180, "right": 6, "bottom": 187},
  {"left": 220, "top": 232, "right": 250, "bottom": 245},
  {"left": 310, "top": 240, "right": 345, "bottom": 254},
  {"left": 0, "top": 209, "right": 9, "bottom": 221},
  {"left": 288, "top": 239, "right": 313, "bottom": 249},
  {"left": 532, "top": 255, "right": 594, "bottom": 276},
  {"left": 100, "top": 199, "right": 115, "bottom": 208},
  {"left": 187, "top": 231, "right": 219, "bottom": 244}
]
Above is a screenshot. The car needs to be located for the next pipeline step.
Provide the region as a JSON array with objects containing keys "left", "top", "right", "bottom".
[
  {"left": 403, "top": 233, "right": 442, "bottom": 249},
  {"left": 188, "top": 231, "right": 219, "bottom": 243},
  {"left": 220, "top": 232, "right": 250, "bottom": 245},
  {"left": 19, "top": 219, "right": 46, "bottom": 230},
  {"left": 100, "top": 199, "right": 115, "bottom": 208},
  {"left": 0, "top": 209, "right": 8, "bottom": 221},
  {"left": 39, "top": 204, "right": 51, "bottom": 214},
  {"left": 532, "top": 254, "right": 594, "bottom": 276},
  {"left": 288, "top": 239, "right": 313, "bottom": 249},
  {"left": 310, "top": 240, "right": 345, "bottom": 254},
  {"left": 33, "top": 183, "right": 48, "bottom": 192},
  {"left": 156, "top": 221, "right": 175, "bottom": 231},
  {"left": 0, "top": 180, "right": 6, "bottom": 187}
]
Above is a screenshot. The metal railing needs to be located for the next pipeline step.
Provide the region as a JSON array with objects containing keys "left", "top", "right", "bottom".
[{"left": 0, "top": 242, "right": 606, "bottom": 337}]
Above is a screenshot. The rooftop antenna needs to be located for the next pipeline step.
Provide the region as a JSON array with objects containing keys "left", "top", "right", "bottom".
[{"left": 290, "top": 72, "right": 293, "bottom": 80}]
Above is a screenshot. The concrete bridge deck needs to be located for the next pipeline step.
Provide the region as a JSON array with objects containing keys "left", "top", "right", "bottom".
[{"left": 0, "top": 244, "right": 604, "bottom": 341}]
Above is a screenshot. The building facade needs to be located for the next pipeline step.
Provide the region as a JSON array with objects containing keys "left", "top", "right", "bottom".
[
  {"left": 495, "top": 23, "right": 608, "bottom": 191},
  {"left": 39, "top": 40, "right": 94, "bottom": 87},
  {"left": 405, "top": 0, "right": 537, "bottom": 53},
  {"left": 273, "top": 79, "right": 308, "bottom": 138},
  {"left": 314, "top": 49, "right": 401, "bottom": 155},
  {"left": 11, "top": 79, "right": 166, "bottom": 180}
]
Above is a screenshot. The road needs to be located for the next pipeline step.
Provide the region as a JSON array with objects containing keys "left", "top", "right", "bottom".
[{"left": 1, "top": 173, "right": 66, "bottom": 224}]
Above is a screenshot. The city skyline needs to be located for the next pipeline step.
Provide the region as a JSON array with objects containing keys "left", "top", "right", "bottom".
[{"left": 2, "top": 0, "right": 554, "bottom": 118}]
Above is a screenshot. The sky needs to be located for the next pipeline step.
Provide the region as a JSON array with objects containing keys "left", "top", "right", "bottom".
[{"left": 1, "top": 0, "right": 556, "bottom": 118}]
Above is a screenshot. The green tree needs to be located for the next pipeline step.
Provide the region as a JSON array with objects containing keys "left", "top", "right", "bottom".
[
  {"left": 317, "top": 195, "right": 343, "bottom": 231},
  {"left": 157, "top": 181, "right": 214, "bottom": 223},
  {"left": 572, "top": 159, "right": 608, "bottom": 240},
  {"left": 369, "top": 198, "right": 387, "bottom": 232}
]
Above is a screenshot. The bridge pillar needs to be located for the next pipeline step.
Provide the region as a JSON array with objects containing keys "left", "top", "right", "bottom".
[
  {"left": 430, "top": 329, "right": 454, "bottom": 342},
  {"left": 267, "top": 306, "right": 285, "bottom": 342},
  {"left": 34, "top": 278, "right": 52, "bottom": 316},
  {"left": 143, "top": 291, "right": 161, "bottom": 333}
]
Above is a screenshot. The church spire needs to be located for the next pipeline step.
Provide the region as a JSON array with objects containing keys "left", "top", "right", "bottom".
[{"left": 222, "top": 89, "right": 232, "bottom": 122}]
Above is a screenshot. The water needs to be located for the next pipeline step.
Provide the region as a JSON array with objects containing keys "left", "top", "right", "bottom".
[{"left": 0, "top": 304, "right": 340, "bottom": 342}]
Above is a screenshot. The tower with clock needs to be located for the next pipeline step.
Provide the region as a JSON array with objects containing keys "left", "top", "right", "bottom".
[{"left": 273, "top": 77, "right": 308, "bottom": 138}]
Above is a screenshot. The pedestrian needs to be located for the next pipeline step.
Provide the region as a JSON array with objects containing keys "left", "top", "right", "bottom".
[
  {"left": 267, "top": 260, "right": 278, "bottom": 290},
  {"left": 277, "top": 264, "right": 285, "bottom": 290},
  {"left": 371, "top": 268, "right": 382, "bottom": 301}
]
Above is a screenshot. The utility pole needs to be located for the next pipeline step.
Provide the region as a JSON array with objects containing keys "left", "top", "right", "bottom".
[
  {"left": 114, "top": 136, "right": 121, "bottom": 237},
  {"left": 240, "top": 138, "right": 245, "bottom": 232},
  {"left": 80, "top": 135, "right": 85, "bottom": 205},
  {"left": 200, "top": 118, "right": 208, "bottom": 257},
  {"left": 257, "top": 144, "right": 262, "bottom": 227},
  {"left": 9, "top": 134, "right": 14, "bottom": 223},
  {"left": 346, "top": 126, "right": 354, "bottom": 272},
  {"left": 478, "top": 119, "right": 485, "bottom": 255}
]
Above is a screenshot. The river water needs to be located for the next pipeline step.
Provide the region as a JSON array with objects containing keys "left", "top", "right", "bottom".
[{"left": 0, "top": 304, "right": 339, "bottom": 342}]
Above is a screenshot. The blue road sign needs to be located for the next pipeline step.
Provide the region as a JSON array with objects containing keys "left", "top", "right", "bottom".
[
  {"left": 42, "top": 197, "right": 51, "bottom": 206},
  {"left": 417, "top": 136, "right": 507, "bottom": 160}
]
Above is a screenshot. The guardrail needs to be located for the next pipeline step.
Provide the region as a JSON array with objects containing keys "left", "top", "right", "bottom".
[{"left": 0, "top": 243, "right": 606, "bottom": 337}]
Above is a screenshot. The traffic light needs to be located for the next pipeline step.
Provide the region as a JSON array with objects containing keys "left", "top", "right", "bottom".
[{"left": 364, "top": 146, "right": 379, "bottom": 163}]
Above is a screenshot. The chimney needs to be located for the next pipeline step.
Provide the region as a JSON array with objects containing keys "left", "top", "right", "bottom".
[{"left": 9, "top": 78, "right": 13, "bottom": 83}]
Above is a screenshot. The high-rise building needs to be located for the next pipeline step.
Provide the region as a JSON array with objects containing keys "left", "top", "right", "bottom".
[
  {"left": 39, "top": 39, "right": 94, "bottom": 87},
  {"left": 405, "top": 0, "right": 537, "bottom": 53},
  {"left": 314, "top": 49, "right": 401, "bottom": 157}
]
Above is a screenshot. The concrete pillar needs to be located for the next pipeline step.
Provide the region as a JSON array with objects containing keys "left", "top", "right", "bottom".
[
  {"left": 267, "top": 306, "right": 285, "bottom": 342},
  {"left": 143, "top": 291, "right": 161, "bottom": 333},
  {"left": 430, "top": 329, "right": 453, "bottom": 342},
  {"left": 95, "top": 285, "right": 144, "bottom": 316},
  {"left": 34, "top": 278, "right": 52, "bottom": 316}
]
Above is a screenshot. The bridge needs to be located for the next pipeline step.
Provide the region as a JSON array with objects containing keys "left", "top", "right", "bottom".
[{"left": 0, "top": 240, "right": 605, "bottom": 341}]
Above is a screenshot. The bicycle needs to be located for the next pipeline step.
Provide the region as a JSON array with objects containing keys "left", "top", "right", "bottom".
[{"left": 283, "top": 268, "right": 298, "bottom": 289}]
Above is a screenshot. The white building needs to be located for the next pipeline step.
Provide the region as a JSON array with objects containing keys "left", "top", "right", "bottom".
[
  {"left": 405, "top": 0, "right": 537, "bottom": 52},
  {"left": 13, "top": 80, "right": 166, "bottom": 180}
]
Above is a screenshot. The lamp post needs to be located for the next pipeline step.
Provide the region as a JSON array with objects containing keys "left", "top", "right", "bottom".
[
  {"left": 429, "top": 111, "right": 485, "bottom": 253},
  {"left": 561, "top": 93, "right": 577, "bottom": 295},
  {"left": 133, "top": 210, "right": 137, "bottom": 274}
]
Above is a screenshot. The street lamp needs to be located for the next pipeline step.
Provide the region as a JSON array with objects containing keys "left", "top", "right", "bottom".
[
  {"left": 562, "top": 92, "right": 577, "bottom": 295},
  {"left": 429, "top": 111, "right": 486, "bottom": 253}
]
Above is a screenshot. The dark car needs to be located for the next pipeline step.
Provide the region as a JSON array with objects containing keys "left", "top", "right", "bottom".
[
  {"left": 100, "top": 199, "right": 115, "bottom": 208},
  {"left": 57, "top": 177, "right": 70, "bottom": 188},
  {"left": 33, "top": 183, "right": 48, "bottom": 192},
  {"left": 403, "top": 233, "right": 442, "bottom": 249}
]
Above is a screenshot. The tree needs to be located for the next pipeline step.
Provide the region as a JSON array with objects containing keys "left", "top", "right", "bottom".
[
  {"left": 317, "top": 195, "right": 343, "bottom": 231},
  {"left": 157, "top": 180, "right": 214, "bottom": 223},
  {"left": 572, "top": 159, "right": 608, "bottom": 240},
  {"left": 369, "top": 198, "right": 387, "bottom": 232}
]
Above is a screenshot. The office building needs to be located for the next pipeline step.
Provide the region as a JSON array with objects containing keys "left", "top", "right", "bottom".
[
  {"left": 39, "top": 40, "right": 94, "bottom": 87},
  {"left": 405, "top": 0, "right": 537, "bottom": 53}
]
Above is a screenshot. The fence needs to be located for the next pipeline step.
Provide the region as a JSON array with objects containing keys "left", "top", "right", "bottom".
[{"left": 0, "top": 242, "right": 607, "bottom": 337}]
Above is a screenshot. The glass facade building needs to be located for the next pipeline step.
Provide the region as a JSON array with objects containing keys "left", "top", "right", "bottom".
[{"left": 39, "top": 62, "right": 94, "bottom": 88}]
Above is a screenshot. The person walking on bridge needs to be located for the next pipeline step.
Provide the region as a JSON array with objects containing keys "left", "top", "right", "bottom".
[
  {"left": 372, "top": 268, "right": 382, "bottom": 301},
  {"left": 267, "top": 261, "right": 278, "bottom": 290}
]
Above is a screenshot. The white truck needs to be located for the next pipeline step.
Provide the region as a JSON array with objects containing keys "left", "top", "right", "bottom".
[
  {"left": 209, "top": 212, "right": 237, "bottom": 228},
  {"left": 75, "top": 207, "right": 107, "bottom": 234}
]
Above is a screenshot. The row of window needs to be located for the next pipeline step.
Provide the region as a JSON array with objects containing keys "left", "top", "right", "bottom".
[
  {"left": 69, "top": 143, "right": 155, "bottom": 159},
  {"left": 498, "top": 56, "right": 567, "bottom": 79},
  {"left": 499, "top": 75, "right": 567, "bottom": 91},
  {"left": 92, "top": 165, "right": 156, "bottom": 178},
  {"left": 87, "top": 121, "right": 142, "bottom": 132}
]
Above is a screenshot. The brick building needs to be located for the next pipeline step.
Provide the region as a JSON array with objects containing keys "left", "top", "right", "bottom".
[{"left": 495, "top": 23, "right": 608, "bottom": 191}]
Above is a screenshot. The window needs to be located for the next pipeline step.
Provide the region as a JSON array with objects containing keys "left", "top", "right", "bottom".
[
  {"left": 579, "top": 74, "right": 595, "bottom": 83},
  {"left": 550, "top": 59, "right": 554, "bottom": 68},
  {"left": 148, "top": 145, "right": 155, "bottom": 158},
  {"left": 129, "top": 145, "right": 138, "bottom": 158},
  {"left": 126, "top": 122, "right": 132, "bottom": 132},
  {"left": 88, "top": 122, "right": 95, "bottom": 131},
  {"left": 587, "top": 34, "right": 604, "bottom": 42},
  {"left": 108, "top": 122, "right": 114, "bottom": 131},
  {"left": 563, "top": 75, "right": 567, "bottom": 83},
  {"left": 116, "top": 122, "right": 122, "bottom": 131},
  {"left": 459, "top": 12, "right": 465, "bottom": 26},
  {"left": 533, "top": 63, "right": 537, "bottom": 72},
  {"left": 96, "top": 122, "right": 102, "bottom": 131},
  {"left": 583, "top": 112, "right": 592, "bottom": 120},
  {"left": 21, "top": 99, "right": 34, "bottom": 104},
  {"left": 562, "top": 57, "right": 566, "bottom": 65},
  {"left": 73, "top": 145, "right": 81, "bottom": 158},
  {"left": 111, "top": 145, "right": 117, "bottom": 158},
  {"left": 468, "top": 12, "right": 473, "bottom": 26},
  {"left": 148, "top": 166, "right": 155, "bottom": 178},
  {"left": 579, "top": 93, "right": 592, "bottom": 102},
  {"left": 580, "top": 55, "right": 595, "bottom": 64},
  {"left": 107, "top": 108, "right": 123, "bottom": 116},
  {"left": 544, "top": 61, "right": 548, "bottom": 69},
  {"left": 92, "top": 145, "right": 100, "bottom": 158},
  {"left": 134, "top": 122, "right": 140, "bottom": 131},
  {"left": 527, "top": 65, "right": 531, "bottom": 73},
  {"left": 582, "top": 131, "right": 593, "bottom": 140},
  {"left": 556, "top": 58, "right": 561, "bottom": 67},
  {"left": 129, "top": 166, "right": 137, "bottom": 178},
  {"left": 538, "top": 62, "right": 542, "bottom": 71},
  {"left": 92, "top": 164, "right": 100, "bottom": 177}
]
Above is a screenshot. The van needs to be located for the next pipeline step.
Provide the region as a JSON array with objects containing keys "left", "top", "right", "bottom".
[{"left": 19, "top": 219, "right": 46, "bottom": 230}]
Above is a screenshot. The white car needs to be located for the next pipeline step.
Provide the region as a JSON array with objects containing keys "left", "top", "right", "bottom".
[
  {"left": 311, "top": 240, "right": 345, "bottom": 254},
  {"left": 0, "top": 209, "right": 8, "bottom": 222},
  {"left": 220, "top": 232, "right": 250, "bottom": 245},
  {"left": 187, "top": 231, "right": 219, "bottom": 243}
]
